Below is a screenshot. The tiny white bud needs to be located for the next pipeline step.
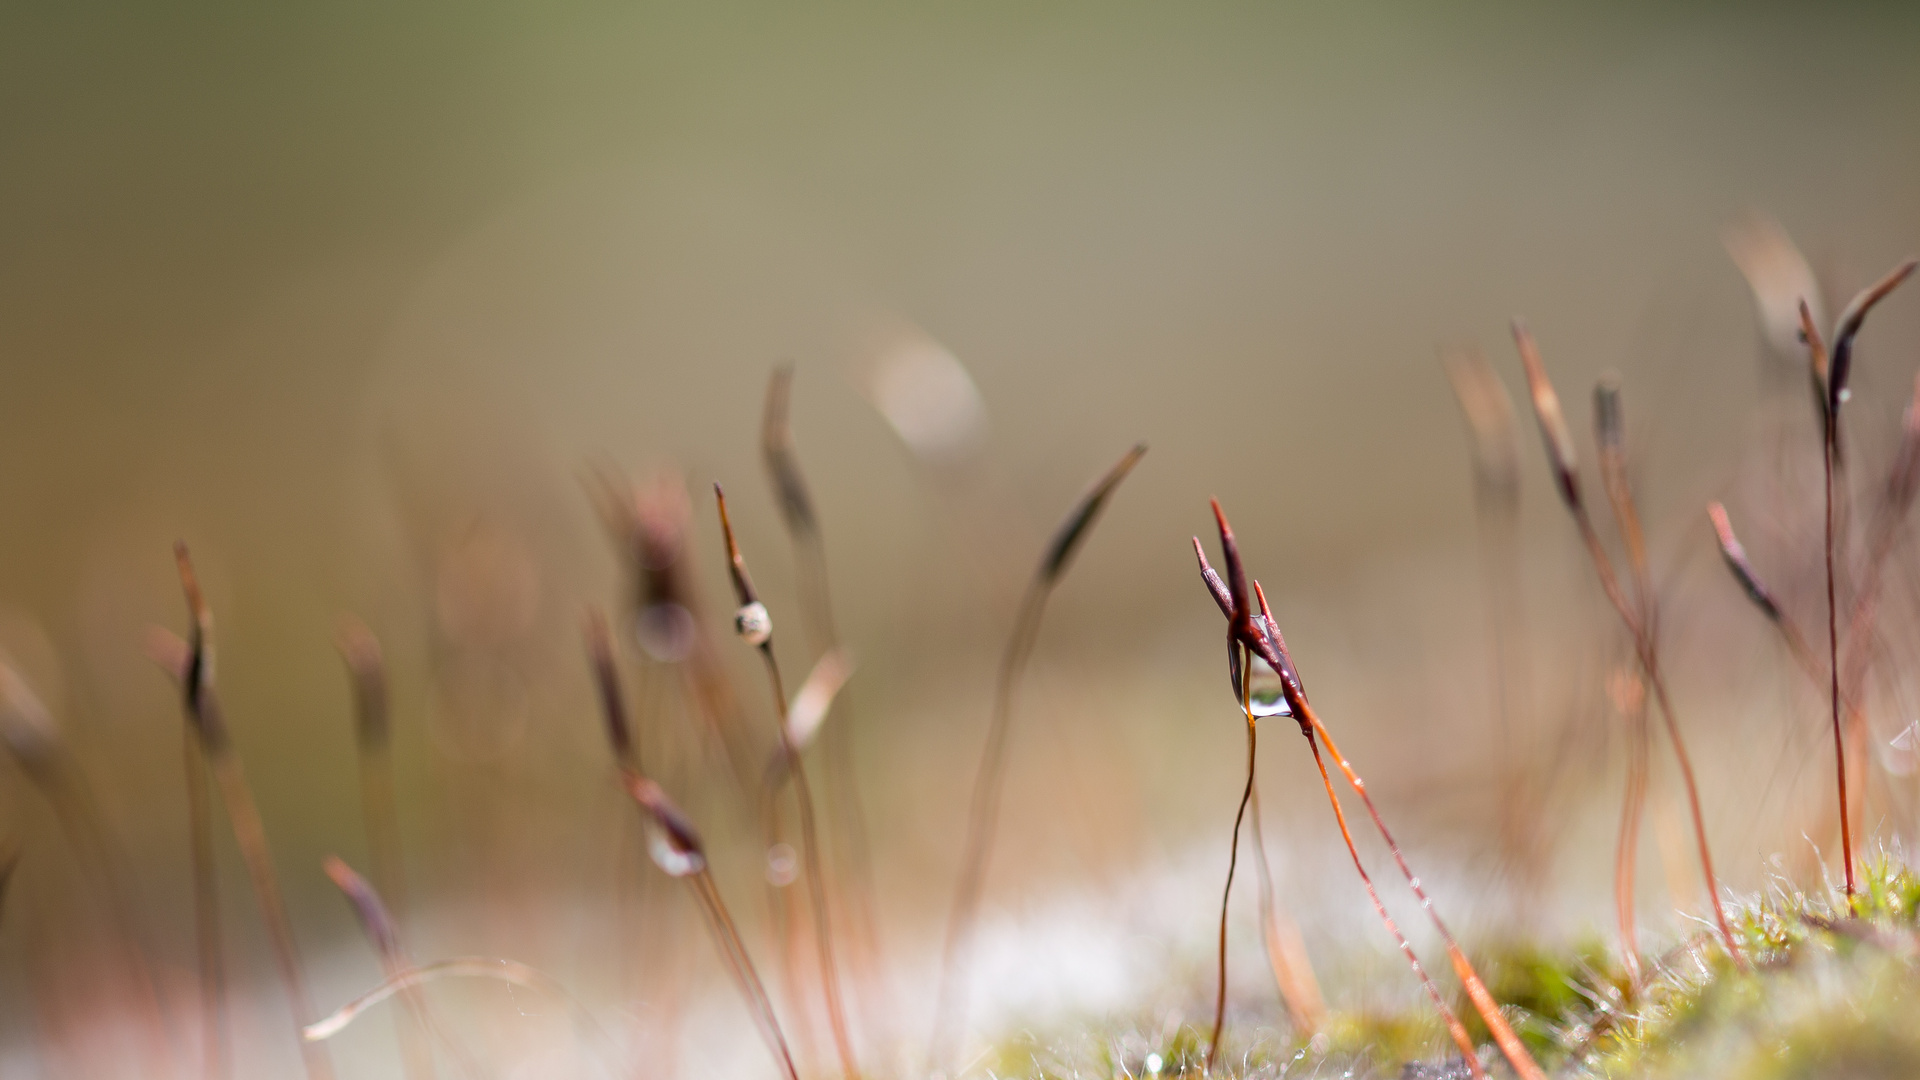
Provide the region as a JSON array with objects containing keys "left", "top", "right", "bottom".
[{"left": 734, "top": 601, "right": 772, "bottom": 646}]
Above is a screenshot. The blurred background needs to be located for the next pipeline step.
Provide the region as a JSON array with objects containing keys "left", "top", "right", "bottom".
[{"left": 3, "top": 2, "right": 1920, "bottom": 1076}]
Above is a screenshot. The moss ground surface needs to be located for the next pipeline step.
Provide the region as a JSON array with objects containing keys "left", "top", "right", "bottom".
[{"left": 977, "top": 856, "right": 1920, "bottom": 1079}]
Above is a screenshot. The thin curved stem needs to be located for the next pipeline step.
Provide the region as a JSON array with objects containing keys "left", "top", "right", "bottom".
[
  {"left": 1825, "top": 433, "right": 1858, "bottom": 903},
  {"left": 171, "top": 546, "right": 334, "bottom": 1080},
  {"left": 4, "top": 667, "right": 176, "bottom": 1071},
  {"left": 185, "top": 728, "right": 227, "bottom": 1080},
  {"left": 693, "top": 869, "right": 803, "bottom": 1080},
  {"left": 760, "top": 778, "right": 813, "bottom": 1071},
  {"left": 205, "top": 754, "right": 335, "bottom": 1080},
  {"left": 1249, "top": 778, "right": 1324, "bottom": 1035},
  {"left": 931, "top": 583, "right": 1047, "bottom": 1066},
  {"left": 302, "top": 956, "right": 620, "bottom": 1079},
  {"left": 1301, "top": 728, "right": 1484, "bottom": 1077},
  {"left": 760, "top": 645, "right": 859, "bottom": 1079},
  {"left": 930, "top": 444, "right": 1144, "bottom": 1069},
  {"left": 1301, "top": 706, "right": 1541, "bottom": 1080},
  {"left": 763, "top": 368, "right": 890, "bottom": 1047},
  {"left": 1205, "top": 710, "right": 1256, "bottom": 1072},
  {"left": 1569, "top": 506, "right": 1742, "bottom": 965},
  {"left": 1612, "top": 695, "right": 1649, "bottom": 990}
]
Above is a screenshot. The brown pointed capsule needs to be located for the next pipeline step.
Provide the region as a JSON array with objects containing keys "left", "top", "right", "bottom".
[
  {"left": 1801, "top": 298, "right": 1835, "bottom": 441},
  {"left": 713, "top": 483, "right": 777, "bottom": 648},
  {"left": 175, "top": 542, "right": 214, "bottom": 698},
  {"left": 712, "top": 483, "right": 760, "bottom": 609},
  {"left": 1196, "top": 504, "right": 1303, "bottom": 713},
  {"left": 1440, "top": 347, "right": 1521, "bottom": 510},
  {"left": 1252, "top": 580, "right": 1306, "bottom": 708},
  {"left": 1828, "top": 258, "right": 1918, "bottom": 421},
  {"left": 1226, "top": 582, "right": 1295, "bottom": 719},
  {"left": 1594, "top": 374, "right": 1624, "bottom": 457},
  {"left": 761, "top": 364, "right": 819, "bottom": 539},
  {"left": 1510, "top": 320, "right": 1582, "bottom": 512},
  {"left": 335, "top": 619, "right": 389, "bottom": 751},
  {"left": 171, "top": 544, "right": 231, "bottom": 753},
  {"left": 1209, "top": 498, "right": 1256, "bottom": 644},
  {"left": 1706, "top": 502, "right": 1783, "bottom": 624},
  {"left": 1040, "top": 444, "right": 1147, "bottom": 584},
  {"left": 1593, "top": 373, "right": 1653, "bottom": 582},
  {"left": 1193, "top": 537, "right": 1233, "bottom": 618},
  {"left": 583, "top": 608, "right": 633, "bottom": 764},
  {"left": 323, "top": 857, "right": 403, "bottom": 960}
]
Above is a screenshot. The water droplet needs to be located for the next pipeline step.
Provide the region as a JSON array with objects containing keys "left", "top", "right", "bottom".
[
  {"left": 734, "top": 602, "right": 772, "bottom": 646},
  {"left": 1144, "top": 1053, "right": 1163, "bottom": 1075},
  {"left": 1227, "top": 633, "right": 1291, "bottom": 718},
  {"left": 644, "top": 823, "right": 704, "bottom": 877},
  {"left": 765, "top": 842, "right": 799, "bottom": 886},
  {"left": 634, "top": 603, "right": 696, "bottom": 662}
]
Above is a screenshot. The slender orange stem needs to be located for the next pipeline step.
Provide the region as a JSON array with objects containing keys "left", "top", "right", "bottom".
[
  {"left": 1248, "top": 776, "right": 1325, "bottom": 1034},
  {"left": 1825, "top": 428, "right": 1857, "bottom": 904},
  {"left": 1569, "top": 506, "right": 1742, "bottom": 965},
  {"left": 1612, "top": 694, "right": 1649, "bottom": 990},
  {"left": 1515, "top": 327, "right": 1738, "bottom": 965},
  {"left": 693, "top": 869, "right": 802, "bottom": 1080},
  {"left": 760, "top": 645, "right": 858, "bottom": 1079},
  {"left": 1203, "top": 667, "right": 1258, "bottom": 1072},
  {"left": 1302, "top": 707, "right": 1541, "bottom": 1080},
  {"left": 763, "top": 366, "right": 891, "bottom": 1046},
  {"left": 185, "top": 727, "right": 227, "bottom": 1080},
  {"left": 932, "top": 585, "right": 1045, "bottom": 1065},
  {"left": 1301, "top": 729, "right": 1484, "bottom": 1077}
]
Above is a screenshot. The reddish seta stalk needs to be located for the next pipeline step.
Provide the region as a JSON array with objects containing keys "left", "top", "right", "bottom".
[
  {"left": 1194, "top": 504, "right": 1545, "bottom": 1080},
  {"left": 1204, "top": 645, "right": 1261, "bottom": 1073},
  {"left": 1824, "top": 401, "right": 1856, "bottom": 905},
  {"left": 1510, "top": 324, "right": 1743, "bottom": 967}
]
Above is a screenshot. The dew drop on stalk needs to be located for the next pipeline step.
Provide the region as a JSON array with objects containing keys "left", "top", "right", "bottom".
[
  {"left": 628, "top": 775, "right": 707, "bottom": 877},
  {"left": 1226, "top": 632, "right": 1291, "bottom": 718},
  {"left": 734, "top": 601, "right": 772, "bottom": 646},
  {"left": 645, "top": 822, "right": 705, "bottom": 878}
]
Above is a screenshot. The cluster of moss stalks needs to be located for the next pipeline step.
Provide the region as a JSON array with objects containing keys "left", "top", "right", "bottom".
[{"left": 977, "top": 853, "right": 1920, "bottom": 1079}]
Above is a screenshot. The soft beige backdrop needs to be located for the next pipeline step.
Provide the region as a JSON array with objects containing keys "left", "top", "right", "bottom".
[{"left": 3, "top": 3, "right": 1919, "bottom": 1076}]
